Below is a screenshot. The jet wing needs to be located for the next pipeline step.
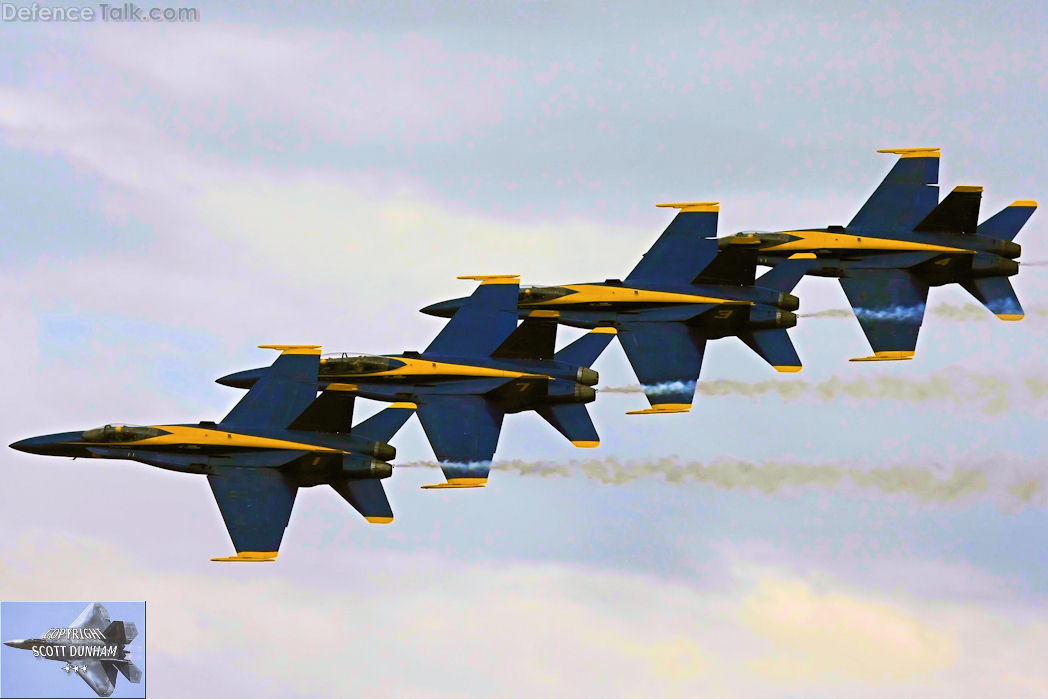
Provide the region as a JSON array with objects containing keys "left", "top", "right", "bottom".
[
  {"left": 415, "top": 395, "right": 504, "bottom": 488},
  {"left": 425, "top": 276, "right": 521, "bottom": 358},
  {"left": 626, "top": 203, "right": 719, "bottom": 284},
  {"left": 617, "top": 321, "right": 706, "bottom": 414},
  {"left": 208, "top": 466, "right": 299, "bottom": 561},
  {"left": 76, "top": 659, "right": 117, "bottom": 698},
  {"left": 839, "top": 268, "right": 929, "bottom": 361},
  {"left": 848, "top": 148, "right": 940, "bottom": 233},
  {"left": 223, "top": 345, "right": 321, "bottom": 429},
  {"left": 70, "top": 603, "right": 111, "bottom": 630}
]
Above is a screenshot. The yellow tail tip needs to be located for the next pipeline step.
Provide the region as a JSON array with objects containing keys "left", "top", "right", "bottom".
[
  {"left": 876, "top": 147, "right": 940, "bottom": 158},
  {"left": 388, "top": 402, "right": 417, "bottom": 409},
  {"left": 210, "top": 551, "right": 278, "bottom": 562},
  {"left": 457, "top": 275, "right": 520, "bottom": 285},
  {"left": 258, "top": 345, "right": 321, "bottom": 355},
  {"left": 656, "top": 202, "right": 719, "bottom": 212},
  {"left": 849, "top": 351, "right": 915, "bottom": 362},
  {"left": 773, "top": 365, "right": 803, "bottom": 373},
  {"left": 364, "top": 516, "right": 394, "bottom": 524},
  {"left": 589, "top": 326, "right": 618, "bottom": 335},
  {"left": 1010, "top": 200, "right": 1038, "bottom": 208},
  {"left": 626, "top": 404, "right": 692, "bottom": 415},
  {"left": 571, "top": 440, "right": 600, "bottom": 448},
  {"left": 996, "top": 313, "right": 1024, "bottom": 321}
]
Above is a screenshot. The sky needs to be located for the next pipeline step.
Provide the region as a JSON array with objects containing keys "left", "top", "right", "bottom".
[
  {"left": 1, "top": 1, "right": 1047, "bottom": 696},
  {"left": 1, "top": 601, "right": 145, "bottom": 698}
]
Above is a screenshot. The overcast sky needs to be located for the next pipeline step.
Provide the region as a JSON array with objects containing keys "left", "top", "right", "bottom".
[{"left": 2, "top": 2, "right": 1047, "bottom": 696}]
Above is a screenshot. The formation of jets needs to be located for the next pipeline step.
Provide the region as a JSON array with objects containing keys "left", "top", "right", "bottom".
[{"left": 10, "top": 149, "right": 1038, "bottom": 561}]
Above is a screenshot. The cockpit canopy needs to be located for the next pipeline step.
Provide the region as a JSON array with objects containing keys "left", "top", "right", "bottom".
[
  {"left": 81, "top": 424, "right": 169, "bottom": 443},
  {"left": 519, "top": 286, "right": 576, "bottom": 304},
  {"left": 319, "top": 353, "right": 405, "bottom": 376}
]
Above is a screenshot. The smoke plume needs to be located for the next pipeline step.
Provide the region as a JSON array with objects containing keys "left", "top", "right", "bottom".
[{"left": 800, "top": 302, "right": 1048, "bottom": 321}]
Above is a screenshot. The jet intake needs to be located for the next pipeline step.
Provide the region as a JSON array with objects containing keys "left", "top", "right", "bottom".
[{"left": 576, "top": 367, "right": 599, "bottom": 386}]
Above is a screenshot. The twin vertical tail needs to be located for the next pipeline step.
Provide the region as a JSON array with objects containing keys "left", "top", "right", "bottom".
[
  {"left": 964, "top": 200, "right": 1037, "bottom": 321},
  {"left": 976, "top": 200, "right": 1037, "bottom": 242},
  {"left": 539, "top": 327, "right": 618, "bottom": 447}
]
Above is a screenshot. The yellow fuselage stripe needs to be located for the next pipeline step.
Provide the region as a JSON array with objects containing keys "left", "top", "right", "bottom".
[
  {"left": 525, "top": 284, "right": 746, "bottom": 307},
  {"left": 86, "top": 425, "right": 344, "bottom": 452},
  {"left": 764, "top": 230, "right": 970, "bottom": 254},
  {"left": 329, "top": 356, "right": 547, "bottom": 381}
]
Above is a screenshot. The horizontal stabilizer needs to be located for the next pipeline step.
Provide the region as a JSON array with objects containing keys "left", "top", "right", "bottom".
[
  {"left": 553, "top": 327, "right": 617, "bottom": 367},
  {"left": 755, "top": 257, "right": 814, "bottom": 293},
  {"left": 914, "top": 185, "right": 982, "bottom": 235},
  {"left": 331, "top": 478, "right": 394, "bottom": 523},
  {"left": 627, "top": 203, "right": 720, "bottom": 283},
  {"left": 113, "top": 660, "right": 143, "bottom": 684},
  {"left": 491, "top": 316, "right": 557, "bottom": 360},
  {"left": 425, "top": 277, "right": 521, "bottom": 357},
  {"left": 740, "top": 329, "right": 802, "bottom": 372},
  {"left": 977, "top": 200, "right": 1037, "bottom": 241},
  {"left": 537, "top": 404, "right": 600, "bottom": 447},
  {"left": 352, "top": 403, "right": 417, "bottom": 443},
  {"left": 961, "top": 276, "right": 1024, "bottom": 320},
  {"left": 850, "top": 148, "right": 940, "bottom": 232}
]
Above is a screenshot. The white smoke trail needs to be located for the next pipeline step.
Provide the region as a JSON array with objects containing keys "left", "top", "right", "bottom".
[
  {"left": 800, "top": 303, "right": 1048, "bottom": 321},
  {"left": 402, "top": 456, "right": 1046, "bottom": 506},
  {"left": 598, "top": 368, "right": 1047, "bottom": 414}
]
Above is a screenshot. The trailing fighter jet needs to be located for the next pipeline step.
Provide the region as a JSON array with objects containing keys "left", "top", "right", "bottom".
[
  {"left": 721, "top": 148, "right": 1037, "bottom": 361},
  {"left": 219, "top": 277, "right": 615, "bottom": 489},
  {"left": 3, "top": 602, "right": 141, "bottom": 697},
  {"left": 421, "top": 205, "right": 814, "bottom": 415},
  {"left": 9, "top": 345, "right": 414, "bottom": 562}
]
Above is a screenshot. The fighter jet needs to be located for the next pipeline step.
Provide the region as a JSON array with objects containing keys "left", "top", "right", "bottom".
[
  {"left": 3, "top": 602, "right": 141, "bottom": 697},
  {"left": 721, "top": 148, "right": 1037, "bottom": 361},
  {"left": 421, "top": 206, "right": 814, "bottom": 415},
  {"left": 219, "top": 278, "right": 615, "bottom": 489},
  {"left": 9, "top": 345, "right": 415, "bottom": 562}
]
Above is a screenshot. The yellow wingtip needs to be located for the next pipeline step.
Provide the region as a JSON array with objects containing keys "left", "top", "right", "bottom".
[
  {"left": 849, "top": 351, "right": 915, "bottom": 362},
  {"left": 210, "top": 551, "right": 278, "bottom": 562},
  {"left": 626, "top": 404, "right": 692, "bottom": 415},
  {"left": 421, "top": 477, "right": 488, "bottom": 489}
]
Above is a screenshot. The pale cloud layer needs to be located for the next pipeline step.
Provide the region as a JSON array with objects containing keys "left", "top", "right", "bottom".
[{"left": 2, "top": 531, "right": 1047, "bottom": 698}]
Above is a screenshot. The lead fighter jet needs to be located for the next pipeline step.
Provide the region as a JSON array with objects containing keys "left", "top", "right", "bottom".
[
  {"left": 3, "top": 602, "right": 141, "bottom": 697},
  {"left": 723, "top": 148, "right": 1037, "bottom": 361},
  {"left": 10, "top": 345, "right": 415, "bottom": 561},
  {"left": 422, "top": 205, "right": 814, "bottom": 414},
  {"left": 219, "top": 277, "right": 616, "bottom": 489}
]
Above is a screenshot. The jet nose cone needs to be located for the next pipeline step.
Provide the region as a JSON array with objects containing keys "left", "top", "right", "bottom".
[
  {"left": 10, "top": 436, "right": 52, "bottom": 455},
  {"left": 217, "top": 368, "right": 264, "bottom": 389},
  {"left": 4, "top": 639, "right": 29, "bottom": 649},
  {"left": 420, "top": 297, "right": 465, "bottom": 318}
]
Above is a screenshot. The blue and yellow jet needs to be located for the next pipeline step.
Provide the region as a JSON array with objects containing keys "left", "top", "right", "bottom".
[
  {"left": 723, "top": 148, "right": 1037, "bottom": 361},
  {"left": 422, "top": 206, "right": 813, "bottom": 415},
  {"left": 219, "top": 278, "right": 616, "bottom": 489},
  {"left": 10, "top": 345, "right": 415, "bottom": 562}
]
